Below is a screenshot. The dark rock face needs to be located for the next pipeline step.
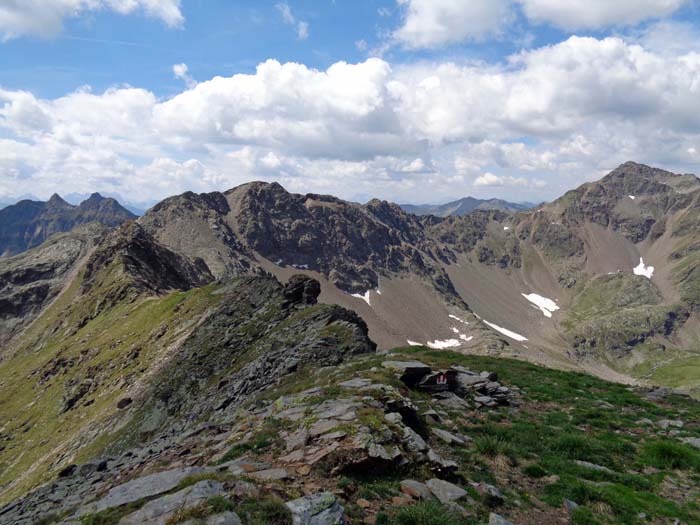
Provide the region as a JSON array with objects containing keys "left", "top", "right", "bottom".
[
  {"left": 139, "top": 181, "right": 465, "bottom": 302},
  {"left": 283, "top": 274, "right": 321, "bottom": 306},
  {"left": 0, "top": 193, "right": 135, "bottom": 257},
  {"left": 231, "top": 183, "right": 441, "bottom": 294},
  {"left": 81, "top": 222, "right": 214, "bottom": 299}
]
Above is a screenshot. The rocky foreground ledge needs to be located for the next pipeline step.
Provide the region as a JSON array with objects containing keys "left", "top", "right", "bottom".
[{"left": 2, "top": 349, "right": 700, "bottom": 524}]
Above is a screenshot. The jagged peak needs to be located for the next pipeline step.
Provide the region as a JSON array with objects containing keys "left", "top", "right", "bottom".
[
  {"left": 604, "top": 161, "right": 677, "bottom": 181},
  {"left": 82, "top": 192, "right": 106, "bottom": 203},
  {"left": 46, "top": 193, "right": 71, "bottom": 207}
]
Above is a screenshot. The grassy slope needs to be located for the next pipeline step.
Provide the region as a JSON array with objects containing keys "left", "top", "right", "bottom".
[
  {"left": 245, "top": 346, "right": 700, "bottom": 525},
  {"left": 0, "top": 262, "right": 222, "bottom": 504}
]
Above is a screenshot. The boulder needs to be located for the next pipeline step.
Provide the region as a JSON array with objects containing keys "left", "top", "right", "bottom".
[
  {"left": 418, "top": 371, "right": 458, "bottom": 393},
  {"left": 402, "top": 426, "right": 428, "bottom": 453},
  {"left": 426, "top": 479, "right": 467, "bottom": 504},
  {"left": 283, "top": 275, "right": 321, "bottom": 306},
  {"left": 427, "top": 449, "right": 458, "bottom": 472},
  {"left": 400, "top": 480, "right": 432, "bottom": 500},
  {"left": 286, "top": 492, "right": 345, "bottom": 525},
  {"left": 382, "top": 361, "right": 431, "bottom": 386}
]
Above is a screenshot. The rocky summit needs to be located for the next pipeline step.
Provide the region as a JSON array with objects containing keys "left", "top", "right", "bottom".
[{"left": 2, "top": 162, "right": 700, "bottom": 525}]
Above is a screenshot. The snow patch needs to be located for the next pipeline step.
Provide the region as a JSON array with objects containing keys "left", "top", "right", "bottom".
[
  {"left": 633, "top": 258, "right": 654, "bottom": 279},
  {"left": 448, "top": 314, "right": 469, "bottom": 325},
  {"left": 503, "top": 226, "right": 510, "bottom": 231},
  {"left": 460, "top": 334, "right": 474, "bottom": 342},
  {"left": 406, "top": 340, "right": 423, "bottom": 347},
  {"left": 351, "top": 290, "right": 372, "bottom": 306},
  {"left": 451, "top": 327, "right": 460, "bottom": 334},
  {"left": 427, "top": 338, "right": 461, "bottom": 349},
  {"left": 483, "top": 320, "right": 528, "bottom": 342},
  {"left": 629, "top": 195, "right": 636, "bottom": 200},
  {"left": 521, "top": 293, "right": 560, "bottom": 318}
]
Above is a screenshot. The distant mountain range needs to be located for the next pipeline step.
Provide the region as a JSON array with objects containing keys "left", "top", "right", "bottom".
[
  {"left": 0, "top": 193, "right": 136, "bottom": 256},
  {"left": 4, "top": 162, "right": 700, "bottom": 525},
  {"left": 0, "top": 193, "right": 148, "bottom": 216},
  {"left": 400, "top": 196, "right": 534, "bottom": 217}
]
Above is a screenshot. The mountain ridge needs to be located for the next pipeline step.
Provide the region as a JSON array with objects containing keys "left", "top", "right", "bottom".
[
  {"left": 401, "top": 196, "right": 533, "bottom": 217},
  {"left": 0, "top": 193, "right": 136, "bottom": 257},
  {"left": 3, "top": 162, "right": 700, "bottom": 525}
]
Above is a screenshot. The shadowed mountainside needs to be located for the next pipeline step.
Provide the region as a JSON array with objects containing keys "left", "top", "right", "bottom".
[{"left": 0, "top": 193, "right": 135, "bottom": 257}]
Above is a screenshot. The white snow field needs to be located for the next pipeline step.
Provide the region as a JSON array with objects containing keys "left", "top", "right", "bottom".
[
  {"left": 521, "top": 293, "right": 560, "bottom": 318},
  {"left": 483, "top": 320, "right": 528, "bottom": 342},
  {"left": 633, "top": 258, "right": 654, "bottom": 279}
]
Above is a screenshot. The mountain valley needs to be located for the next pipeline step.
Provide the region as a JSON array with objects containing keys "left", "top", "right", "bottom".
[{"left": 2, "top": 162, "right": 700, "bottom": 524}]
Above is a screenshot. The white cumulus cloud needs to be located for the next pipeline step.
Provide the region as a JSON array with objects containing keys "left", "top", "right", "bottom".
[
  {"left": 0, "top": 0, "right": 183, "bottom": 40},
  {"left": 393, "top": 0, "right": 512, "bottom": 48},
  {"left": 2, "top": 36, "right": 700, "bottom": 204}
]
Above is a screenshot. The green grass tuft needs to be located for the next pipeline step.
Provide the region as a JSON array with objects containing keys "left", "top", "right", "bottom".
[
  {"left": 392, "top": 501, "right": 464, "bottom": 525},
  {"left": 640, "top": 440, "right": 700, "bottom": 470}
]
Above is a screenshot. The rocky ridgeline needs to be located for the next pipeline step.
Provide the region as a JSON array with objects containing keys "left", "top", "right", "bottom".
[{"left": 0, "top": 358, "right": 520, "bottom": 525}]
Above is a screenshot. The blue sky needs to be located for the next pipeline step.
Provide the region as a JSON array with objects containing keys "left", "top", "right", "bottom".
[{"left": 0, "top": 1, "right": 699, "bottom": 207}]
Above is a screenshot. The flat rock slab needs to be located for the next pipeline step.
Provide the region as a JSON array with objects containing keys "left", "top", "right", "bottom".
[
  {"left": 119, "top": 480, "right": 225, "bottom": 525},
  {"left": 249, "top": 468, "right": 289, "bottom": 481},
  {"left": 310, "top": 419, "right": 340, "bottom": 437},
  {"left": 426, "top": 479, "right": 467, "bottom": 504},
  {"left": 286, "top": 492, "right": 345, "bottom": 525},
  {"left": 312, "top": 400, "right": 361, "bottom": 420},
  {"left": 432, "top": 428, "right": 467, "bottom": 445},
  {"left": 286, "top": 427, "right": 310, "bottom": 452},
  {"left": 339, "top": 378, "right": 373, "bottom": 389},
  {"left": 85, "top": 466, "right": 210, "bottom": 514}
]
